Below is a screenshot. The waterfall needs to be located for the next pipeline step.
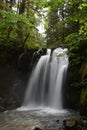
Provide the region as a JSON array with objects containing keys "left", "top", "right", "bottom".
[{"left": 21, "top": 48, "right": 69, "bottom": 111}]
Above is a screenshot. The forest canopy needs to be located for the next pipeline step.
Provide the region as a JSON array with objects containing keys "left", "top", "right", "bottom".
[
  {"left": 0, "top": 0, "right": 47, "bottom": 48},
  {"left": 0, "top": 0, "right": 87, "bottom": 49}
]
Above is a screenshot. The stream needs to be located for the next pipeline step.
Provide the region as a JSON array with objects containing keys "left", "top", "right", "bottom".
[{"left": 0, "top": 108, "right": 79, "bottom": 130}]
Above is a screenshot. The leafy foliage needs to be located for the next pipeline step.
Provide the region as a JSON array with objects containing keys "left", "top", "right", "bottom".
[
  {"left": 45, "top": 1, "right": 66, "bottom": 47},
  {"left": 0, "top": 0, "right": 47, "bottom": 48}
]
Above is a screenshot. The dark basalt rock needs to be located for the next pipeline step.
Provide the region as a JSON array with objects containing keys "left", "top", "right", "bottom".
[
  {"left": 0, "top": 45, "right": 47, "bottom": 112},
  {"left": 33, "top": 127, "right": 42, "bottom": 130}
]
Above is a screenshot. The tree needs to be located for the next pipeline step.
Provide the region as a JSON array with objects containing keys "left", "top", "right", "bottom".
[
  {"left": 45, "top": 0, "right": 87, "bottom": 48},
  {"left": 45, "top": 0, "right": 73, "bottom": 48},
  {"left": 0, "top": 0, "right": 47, "bottom": 48},
  {"left": 65, "top": 0, "right": 87, "bottom": 61}
]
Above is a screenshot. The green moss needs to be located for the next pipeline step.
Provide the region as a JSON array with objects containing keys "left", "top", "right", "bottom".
[
  {"left": 80, "top": 62, "right": 87, "bottom": 80},
  {"left": 80, "top": 87, "right": 87, "bottom": 107}
]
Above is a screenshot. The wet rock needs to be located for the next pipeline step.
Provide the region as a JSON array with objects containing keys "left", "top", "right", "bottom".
[
  {"left": 33, "top": 127, "right": 42, "bottom": 130},
  {"left": 65, "top": 119, "right": 76, "bottom": 127},
  {"left": 56, "top": 119, "right": 59, "bottom": 123},
  {"left": 63, "top": 119, "right": 66, "bottom": 125},
  {"left": 31, "top": 125, "right": 43, "bottom": 130},
  {"left": 63, "top": 119, "right": 83, "bottom": 130}
]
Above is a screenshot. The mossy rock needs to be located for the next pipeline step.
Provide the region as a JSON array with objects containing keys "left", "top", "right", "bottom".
[
  {"left": 66, "top": 119, "right": 76, "bottom": 127},
  {"left": 80, "top": 62, "right": 87, "bottom": 80}
]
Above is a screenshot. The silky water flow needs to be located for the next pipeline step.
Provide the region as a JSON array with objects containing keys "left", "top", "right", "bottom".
[{"left": 20, "top": 48, "right": 69, "bottom": 112}]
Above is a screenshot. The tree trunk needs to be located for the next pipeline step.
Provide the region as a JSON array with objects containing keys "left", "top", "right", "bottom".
[{"left": 19, "top": 0, "right": 25, "bottom": 14}]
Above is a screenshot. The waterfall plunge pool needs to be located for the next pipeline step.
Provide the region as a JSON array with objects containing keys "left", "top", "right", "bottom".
[{"left": 0, "top": 108, "right": 79, "bottom": 130}]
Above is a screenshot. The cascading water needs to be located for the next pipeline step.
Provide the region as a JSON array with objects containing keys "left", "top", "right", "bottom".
[
  {"left": 48, "top": 48, "right": 69, "bottom": 109},
  {"left": 21, "top": 48, "right": 69, "bottom": 111}
]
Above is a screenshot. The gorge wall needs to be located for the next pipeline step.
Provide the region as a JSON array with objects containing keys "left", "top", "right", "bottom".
[
  {"left": 0, "top": 45, "right": 86, "bottom": 116},
  {"left": 0, "top": 45, "right": 38, "bottom": 111}
]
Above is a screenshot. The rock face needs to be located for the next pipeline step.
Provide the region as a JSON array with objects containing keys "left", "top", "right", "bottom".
[
  {"left": 31, "top": 126, "right": 42, "bottom": 130},
  {"left": 0, "top": 45, "right": 47, "bottom": 112},
  {"left": 62, "top": 67, "right": 80, "bottom": 110},
  {"left": 0, "top": 46, "right": 40, "bottom": 112},
  {"left": 65, "top": 61, "right": 87, "bottom": 116},
  {"left": 80, "top": 62, "right": 87, "bottom": 80},
  {"left": 0, "top": 64, "right": 27, "bottom": 111}
]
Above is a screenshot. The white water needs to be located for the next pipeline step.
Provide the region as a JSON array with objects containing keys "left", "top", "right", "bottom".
[{"left": 19, "top": 48, "right": 69, "bottom": 112}]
